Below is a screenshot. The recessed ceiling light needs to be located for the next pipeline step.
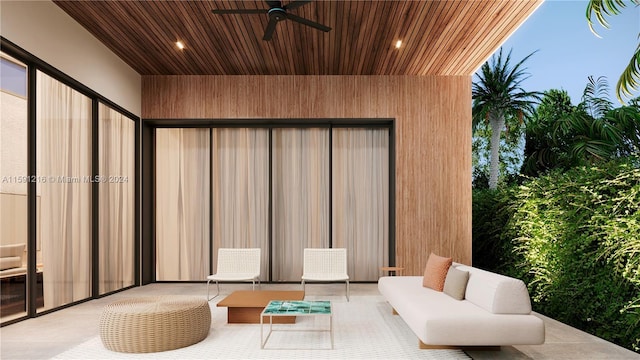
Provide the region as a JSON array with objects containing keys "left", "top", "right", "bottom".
[
  {"left": 395, "top": 40, "right": 402, "bottom": 49},
  {"left": 176, "top": 41, "right": 185, "bottom": 50}
]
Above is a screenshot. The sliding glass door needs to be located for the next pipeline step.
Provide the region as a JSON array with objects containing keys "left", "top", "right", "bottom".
[
  {"left": 36, "top": 71, "right": 92, "bottom": 311},
  {"left": 153, "top": 125, "right": 390, "bottom": 282},
  {"left": 1, "top": 43, "right": 139, "bottom": 325},
  {"left": 272, "top": 128, "right": 329, "bottom": 281},
  {"left": 211, "top": 128, "right": 270, "bottom": 280},
  {"left": 98, "top": 103, "right": 136, "bottom": 294},
  {"left": 155, "top": 129, "right": 210, "bottom": 281},
  {"left": 332, "top": 128, "right": 389, "bottom": 281},
  {"left": 0, "top": 53, "right": 29, "bottom": 321}
]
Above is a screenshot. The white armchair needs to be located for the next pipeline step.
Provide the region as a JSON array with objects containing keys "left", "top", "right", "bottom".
[
  {"left": 207, "top": 248, "right": 261, "bottom": 301},
  {"left": 301, "top": 248, "right": 350, "bottom": 301}
]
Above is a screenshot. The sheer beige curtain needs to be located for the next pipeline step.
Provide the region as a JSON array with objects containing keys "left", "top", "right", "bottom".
[
  {"left": 155, "top": 129, "right": 210, "bottom": 281},
  {"left": 272, "top": 128, "right": 329, "bottom": 281},
  {"left": 332, "top": 128, "right": 389, "bottom": 281},
  {"left": 98, "top": 103, "right": 135, "bottom": 294},
  {"left": 36, "top": 71, "right": 92, "bottom": 310},
  {"left": 211, "top": 128, "right": 269, "bottom": 279}
]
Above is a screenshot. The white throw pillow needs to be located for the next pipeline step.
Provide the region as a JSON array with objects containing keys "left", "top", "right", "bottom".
[{"left": 443, "top": 266, "right": 469, "bottom": 300}]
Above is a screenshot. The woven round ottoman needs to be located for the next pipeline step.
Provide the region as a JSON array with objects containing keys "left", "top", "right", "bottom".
[{"left": 99, "top": 296, "right": 211, "bottom": 353}]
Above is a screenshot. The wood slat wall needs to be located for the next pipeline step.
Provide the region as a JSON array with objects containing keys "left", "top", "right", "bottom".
[{"left": 142, "top": 75, "right": 472, "bottom": 275}]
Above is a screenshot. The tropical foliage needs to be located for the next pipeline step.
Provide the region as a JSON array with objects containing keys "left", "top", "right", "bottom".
[
  {"left": 473, "top": 158, "right": 640, "bottom": 352},
  {"left": 586, "top": 0, "right": 640, "bottom": 101},
  {"left": 472, "top": 47, "right": 540, "bottom": 189},
  {"left": 472, "top": 4, "right": 640, "bottom": 349},
  {"left": 522, "top": 77, "right": 640, "bottom": 176},
  {"left": 521, "top": 89, "right": 575, "bottom": 176}
]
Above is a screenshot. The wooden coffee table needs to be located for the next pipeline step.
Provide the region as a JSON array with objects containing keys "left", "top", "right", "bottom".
[{"left": 216, "top": 290, "right": 305, "bottom": 324}]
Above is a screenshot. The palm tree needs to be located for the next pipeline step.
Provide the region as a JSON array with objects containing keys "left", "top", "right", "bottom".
[
  {"left": 472, "top": 48, "right": 540, "bottom": 189},
  {"left": 587, "top": 0, "right": 640, "bottom": 102}
]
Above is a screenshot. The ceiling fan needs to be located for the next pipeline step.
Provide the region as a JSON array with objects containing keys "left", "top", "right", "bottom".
[{"left": 211, "top": 0, "right": 331, "bottom": 41}]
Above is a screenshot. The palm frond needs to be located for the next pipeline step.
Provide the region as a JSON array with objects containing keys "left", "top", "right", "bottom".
[
  {"left": 586, "top": 1, "right": 640, "bottom": 101},
  {"left": 582, "top": 76, "right": 613, "bottom": 117},
  {"left": 616, "top": 39, "right": 640, "bottom": 102},
  {"left": 571, "top": 138, "right": 614, "bottom": 161},
  {"left": 586, "top": 0, "right": 630, "bottom": 36}
]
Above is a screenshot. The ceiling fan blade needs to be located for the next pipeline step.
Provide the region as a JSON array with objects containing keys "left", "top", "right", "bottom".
[
  {"left": 211, "top": 9, "right": 267, "bottom": 15},
  {"left": 263, "top": 17, "right": 278, "bottom": 41},
  {"left": 283, "top": 0, "right": 312, "bottom": 11},
  {"left": 286, "top": 13, "right": 331, "bottom": 32}
]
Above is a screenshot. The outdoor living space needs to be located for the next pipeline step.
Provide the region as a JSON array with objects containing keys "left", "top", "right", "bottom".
[
  {"left": 1, "top": 283, "right": 637, "bottom": 360},
  {"left": 1, "top": 1, "right": 639, "bottom": 358}
]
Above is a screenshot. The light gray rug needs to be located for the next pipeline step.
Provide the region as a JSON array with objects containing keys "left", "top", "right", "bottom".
[{"left": 51, "top": 295, "right": 471, "bottom": 359}]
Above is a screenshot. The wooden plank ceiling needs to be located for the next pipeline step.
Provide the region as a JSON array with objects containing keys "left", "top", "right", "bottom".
[{"left": 53, "top": 0, "right": 541, "bottom": 76}]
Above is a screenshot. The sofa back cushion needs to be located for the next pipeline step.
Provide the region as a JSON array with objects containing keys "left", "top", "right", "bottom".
[
  {"left": 0, "top": 244, "right": 26, "bottom": 271},
  {"left": 0, "top": 256, "right": 22, "bottom": 270},
  {"left": 457, "top": 265, "right": 532, "bottom": 314},
  {"left": 0, "top": 244, "right": 25, "bottom": 258}
]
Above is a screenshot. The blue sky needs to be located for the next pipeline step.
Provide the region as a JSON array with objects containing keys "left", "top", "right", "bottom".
[{"left": 478, "top": 0, "right": 640, "bottom": 105}]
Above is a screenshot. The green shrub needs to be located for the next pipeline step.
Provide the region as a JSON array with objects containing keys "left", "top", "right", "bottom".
[
  {"left": 473, "top": 158, "right": 640, "bottom": 352},
  {"left": 472, "top": 187, "right": 516, "bottom": 272}
]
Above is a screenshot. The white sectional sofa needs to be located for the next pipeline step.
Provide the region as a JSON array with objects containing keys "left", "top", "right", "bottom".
[
  {"left": 0, "top": 244, "right": 26, "bottom": 278},
  {"left": 378, "top": 264, "right": 545, "bottom": 348}
]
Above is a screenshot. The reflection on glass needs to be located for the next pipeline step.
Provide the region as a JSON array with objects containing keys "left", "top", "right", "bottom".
[
  {"left": 0, "top": 52, "right": 29, "bottom": 322},
  {"left": 98, "top": 103, "right": 135, "bottom": 294},
  {"left": 36, "top": 71, "right": 92, "bottom": 311}
]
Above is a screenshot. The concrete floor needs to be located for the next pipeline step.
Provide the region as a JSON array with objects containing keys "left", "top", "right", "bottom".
[{"left": 1, "top": 283, "right": 638, "bottom": 360}]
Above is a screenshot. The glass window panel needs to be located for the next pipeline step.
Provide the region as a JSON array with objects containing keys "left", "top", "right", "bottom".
[
  {"left": 155, "top": 128, "right": 210, "bottom": 281},
  {"left": 211, "top": 128, "right": 269, "bottom": 280},
  {"left": 0, "top": 55, "right": 27, "bottom": 97},
  {"left": 0, "top": 53, "right": 29, "bottom": 322},
  {"left": 272, "top": 128, "right": 329, "bottom": 281},
  {"left": 36, "top": 70, "right": 92, "bottom": 312},
  {"left": 98, "top": 103, "right": 135, "bottom": 294},
  {"left": 332, "top": 128, "right": 389, "bottom": 281}
]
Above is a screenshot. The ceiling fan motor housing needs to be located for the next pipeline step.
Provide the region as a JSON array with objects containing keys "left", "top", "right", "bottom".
[{"left": 268, "top": 8, "right": 286, "bottom": 21}]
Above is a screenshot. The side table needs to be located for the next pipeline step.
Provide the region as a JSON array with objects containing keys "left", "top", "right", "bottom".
[{"left": 380, "top": 266, "right": 404, "bottom": 276}]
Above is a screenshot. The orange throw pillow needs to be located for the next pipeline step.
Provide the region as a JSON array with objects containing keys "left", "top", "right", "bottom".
[{"left": 422, "top": 253, "right": 453, "bottom": 291}]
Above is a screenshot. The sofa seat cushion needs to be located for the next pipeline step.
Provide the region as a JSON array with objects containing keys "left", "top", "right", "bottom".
[
  {"left": 378, "top": 276, "right": 545, "bottom": 346},
  {"left": 0, "top": 267, "right": 27, "bottom": 279},
  {"left": 0, "top": 256, "right": 22, "bottom": 271}
]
